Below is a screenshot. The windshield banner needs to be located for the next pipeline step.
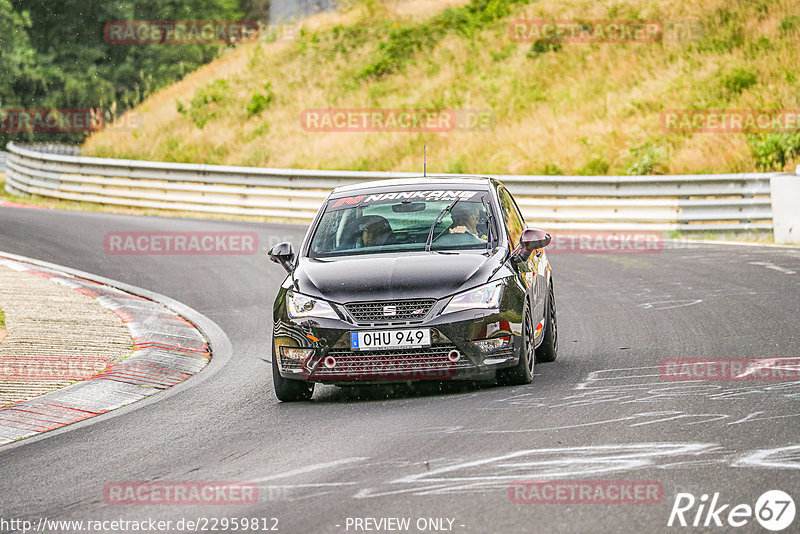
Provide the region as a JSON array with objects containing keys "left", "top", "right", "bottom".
[{"left": 330, "top": 190, "right": 478, "bottom": 210}]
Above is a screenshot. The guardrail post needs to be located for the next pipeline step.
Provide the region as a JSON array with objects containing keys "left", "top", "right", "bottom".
[{"left": 771, "top": 174, "right": 800, "bottom": 244}]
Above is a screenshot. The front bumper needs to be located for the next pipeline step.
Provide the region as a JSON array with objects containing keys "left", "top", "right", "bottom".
[{"left": 273, "top": 309, "right": 523, "bottom": 384}]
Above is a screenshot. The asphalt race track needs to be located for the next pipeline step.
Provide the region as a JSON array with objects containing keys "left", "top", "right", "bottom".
[{"left": 0, "top": 205, "right": 799, "bottom": 533}]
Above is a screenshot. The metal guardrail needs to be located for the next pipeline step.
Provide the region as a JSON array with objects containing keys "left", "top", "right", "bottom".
[
  {"left": 4, "top": 142, "right": 784, "bottom": 232},
  {"left": 13, "top": 144, "right": 80, "bottom": 156}
]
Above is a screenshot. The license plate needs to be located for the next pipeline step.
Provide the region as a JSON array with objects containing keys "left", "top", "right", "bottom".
[{"left": 350, "top": 329, "right": 431, "bottom": 351}]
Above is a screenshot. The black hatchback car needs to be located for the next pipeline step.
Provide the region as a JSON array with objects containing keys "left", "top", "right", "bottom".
[{"left": 267, "top": 177, "right": 557, "bottom": 401}]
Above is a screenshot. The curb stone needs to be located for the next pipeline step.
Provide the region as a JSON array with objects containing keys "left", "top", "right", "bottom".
[
  {"left": 0, "top": 264, "right": 132, "bottom": 405},
  {"left": 0, "top": 255, "right": 212, "bottom": 445}
]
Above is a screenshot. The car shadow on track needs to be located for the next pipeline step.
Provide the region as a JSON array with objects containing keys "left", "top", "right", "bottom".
[{"left": 310, "top": 380, "right": 499, "bottom": 404}]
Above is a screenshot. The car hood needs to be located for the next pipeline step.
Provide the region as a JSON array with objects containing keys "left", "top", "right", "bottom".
[{"left": 294, "top": 252, "right": 504, "bottom": 302}]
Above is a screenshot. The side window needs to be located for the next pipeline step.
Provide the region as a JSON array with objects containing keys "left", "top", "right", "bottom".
[{"left": 498, "top": 188, "right": 525, "bottom": 247}]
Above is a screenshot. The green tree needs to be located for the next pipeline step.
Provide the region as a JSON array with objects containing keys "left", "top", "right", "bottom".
[
  {"left": 0, "top": 0, "right": 47, "bottom": 142},
  {"left": 3, "top": 0, "right": 245, "bottom": 144}
]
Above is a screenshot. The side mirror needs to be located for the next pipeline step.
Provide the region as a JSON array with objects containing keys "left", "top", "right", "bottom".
[
  {"left": 267, "top": 242, "right": 296, "bottom": 273},
  {"left": 513, "top": 228, "right": 551, "bottom": 261}
]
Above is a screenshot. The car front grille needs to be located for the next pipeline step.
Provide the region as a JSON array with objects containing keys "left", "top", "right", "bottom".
[
  {"left": 487, "top": 346, "right": 515, "bottom": 359},
  {"left": 311, "top": 345, "right": 472, "bottom": 380},
  {"left": 278, "top": 356, "right": 302, "bottom": 370},
  {"left": 344, "top": 299, "right": 436, "bottom": 324}
]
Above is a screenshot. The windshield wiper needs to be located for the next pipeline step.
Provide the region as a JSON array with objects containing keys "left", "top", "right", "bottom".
[
  {"left": 481, "top": 195, "right": 496, "bottom": 248},
  {"left": 425, "top": 198, "right": 459, "bottom": 252}
]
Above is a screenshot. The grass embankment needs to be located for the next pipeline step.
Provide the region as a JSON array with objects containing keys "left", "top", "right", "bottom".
[
  {"left": 83, "top": 0, "right": 800, "bottom": 175},
  {"left": 0, "top": 306, "right": 6, "bottom": 343}
]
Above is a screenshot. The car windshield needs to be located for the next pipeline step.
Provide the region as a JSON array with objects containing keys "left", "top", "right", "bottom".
[{"left": 309, "top": 189, "right": 494, "bottom": 257}]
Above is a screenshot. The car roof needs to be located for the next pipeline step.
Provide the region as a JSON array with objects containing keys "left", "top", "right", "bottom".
[{"left": 330, "top": 176, "right": 497, "bottom": 196}]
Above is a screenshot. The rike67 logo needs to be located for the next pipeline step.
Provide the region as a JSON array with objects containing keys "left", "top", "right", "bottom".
[{"left": 668, "top": 490, "right": 795, "bottom": 531}]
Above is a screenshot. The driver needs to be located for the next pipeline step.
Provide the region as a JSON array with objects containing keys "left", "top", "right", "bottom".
[{"left": 357, "top": 215, "right": 395, "bottom": 247}]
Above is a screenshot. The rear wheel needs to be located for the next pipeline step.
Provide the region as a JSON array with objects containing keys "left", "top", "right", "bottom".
[
  {"left": 272, "top": 348, "right": 314, "bottom": 402},
  {"left": 497, "top": 303, "right": 534, "bottom": 385},
  {"left": 535, "top": 278, "right": 558, "bottom": 363}
]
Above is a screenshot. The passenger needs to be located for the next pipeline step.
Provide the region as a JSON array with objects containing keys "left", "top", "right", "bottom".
[{"left": 449, "top": 203, "right": 481, "bottom": 237}]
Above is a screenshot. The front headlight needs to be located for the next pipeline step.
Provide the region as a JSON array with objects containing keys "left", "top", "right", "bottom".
[
  {"left": 287, "top": 292, "right": 339, "bottom": 319},
  {"left": 443, "top": 281, "right": 504, "bottom": 314}
]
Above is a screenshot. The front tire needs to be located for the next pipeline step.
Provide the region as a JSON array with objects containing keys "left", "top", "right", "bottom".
[
  {"left": 497, "top": 303, "right": 534, "bottom": 385},
  {"left": 535, "top": 278, "right": 558, "bottom": 363},
  {"left": 272, "top": 348, "right": 314, "bottom": 402}
]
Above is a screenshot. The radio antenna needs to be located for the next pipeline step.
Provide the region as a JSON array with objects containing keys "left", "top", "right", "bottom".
[{"left": 424, "top": 145, "right": 427, "bottom": 177}]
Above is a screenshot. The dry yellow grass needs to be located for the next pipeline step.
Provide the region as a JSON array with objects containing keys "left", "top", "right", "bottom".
[{"left": 84, "top": 0, "right": 800, "bottom": 175}]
